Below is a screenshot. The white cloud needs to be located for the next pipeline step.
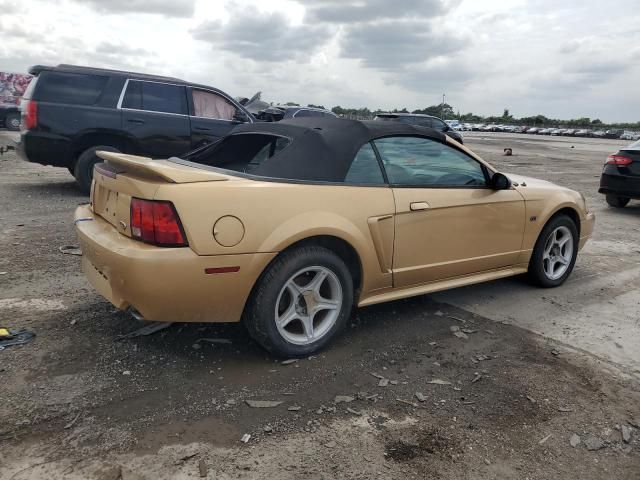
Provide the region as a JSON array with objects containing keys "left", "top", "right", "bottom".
[{"left": 0, "top": 0, "right": 637, "bottom": 122}]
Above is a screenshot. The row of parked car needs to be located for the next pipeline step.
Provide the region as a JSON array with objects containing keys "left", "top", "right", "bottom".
[{"left": 454, "top": 123, "right": 639, "bottom": 140}]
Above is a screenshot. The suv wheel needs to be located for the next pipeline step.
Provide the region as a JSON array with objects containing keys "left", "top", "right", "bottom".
[
  {"left": 528, "top": 215, "right": 578, "bottom": 288},
  {"left": 74, "top": 145, "right": 120, "bottom": 193},
  {"left": 605, "top": 195, "right": 630, "bottom": 208},
  {"left": 5, "top": 112, "right": 20, "bottom": 131},
  {"left": 244, "top": 246, "right": 353, "bottom": 357}
]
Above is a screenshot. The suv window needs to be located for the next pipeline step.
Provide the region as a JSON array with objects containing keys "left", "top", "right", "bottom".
[
  {"left": 344, "top": 142, "right": 385, "bottom": 184},
  {"left": 373, "top": 136, "right": 487, "bottom": 187},
  {"left": 36, "top": 71, "right": 107, "bottom": 105},
  {"left": 192, "top": 89, "right": 236, "bottom": 120},
  {"left": 122, "top": 80, "right": 187, "bottom": 115}
]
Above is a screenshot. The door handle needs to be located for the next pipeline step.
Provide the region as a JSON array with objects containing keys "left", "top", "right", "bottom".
[
  {"left": 410, "top": 202, "right": 430, "bottom": 211},
  {"left": 194, "top": 126, "right": 213, "bottom": 132},
  {"left": 127, "top": 118, "right": 145, "bottom": 124}
]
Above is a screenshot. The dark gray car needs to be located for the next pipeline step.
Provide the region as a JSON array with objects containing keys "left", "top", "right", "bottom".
[{"left": 374, "top": 113, "right": 464, "bottom": 144}]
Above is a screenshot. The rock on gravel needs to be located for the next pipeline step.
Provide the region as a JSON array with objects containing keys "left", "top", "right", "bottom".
[
  {"left": 584, "top": 435, "right": 605, "bottom": 451},
  {"left": 621, "top": 425, "right": 632, "bottom": 443},
  {"left": 570, "top": 434, "right": 581, "bottom": 448}
]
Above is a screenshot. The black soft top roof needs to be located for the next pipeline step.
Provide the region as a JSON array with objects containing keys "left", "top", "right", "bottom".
[{"left": 226, "top": 117, "right": 446, "bottom": 182}]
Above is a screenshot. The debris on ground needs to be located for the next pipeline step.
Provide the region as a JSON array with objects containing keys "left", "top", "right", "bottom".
[
  {"left": 621, "top": 425, "right": 632, "bottom": 443},
  {"left": 334, "top": 395, "right": 355, "bottom": 404},
  {"left": 427, "top": 379, "right": 451, "bottom": 385},
  {"left": 287, "top": 406, "right": 301, "bottom": 411},
  {"left": 378, "top": 378, "right": 389, "bottom": 387},
  {"left": 58, "top": 245, "right": 82, "bottom": 256},
  {"left": 198, "top": 459, "right": 208, "bottom": 477},
  {"left": 196, "top": 337, "right": 232, "bottom": 345},
  {"left": 240, "top": 434, "right": 251, "bottom": 443},
  {"left": 415, "top": 392, "right": 427, "bottom": 402},
  {"left": 281, "top": 359, "right": 299, "bottom": 365},
  {"left": 116, "top": 321, "right": 173, "bottom": 340},
  {"left": 346, "top": 407, "right": 362, "bottom": 415},
  {"left": 0, "top": 328, "right": 35, "bottom": 350},
  {"left": 504, "top": 148, "right": 513, "bottom": 156},
  {"left": 539, "top": 434, "right": 552, "bottom": 445},
  {"left": 245, "top": 400, "right": 283, "bottom": 408}
]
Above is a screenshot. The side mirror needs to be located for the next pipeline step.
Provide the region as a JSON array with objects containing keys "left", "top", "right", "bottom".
[
  {"left": 490, "top": 172, "right": 512, "bottom": 190},
  {"left": 233, "top": 110, "right": 250, "bottom": 123}
]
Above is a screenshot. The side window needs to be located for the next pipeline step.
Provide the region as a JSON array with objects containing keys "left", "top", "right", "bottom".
[
  {"left": 36, "top": 72, "right": 107, "bottom": 105},
  {"left": 122, "top": 80, "right": 187, "bottom": 115},
  {"left": 373, "top": 136, "right": 487, "bottom": 187},
  {"left": 344, "top": 142, "right": 385, "bottom": 185},
  {"left": 431, "top": 118, "right": 447, "bottom": 131},
  {"left": 192, "top": 90, "right": 236, "bottom": 120},
  {"left": 121, "top": 80, "right": 142, "bottom": 109}
]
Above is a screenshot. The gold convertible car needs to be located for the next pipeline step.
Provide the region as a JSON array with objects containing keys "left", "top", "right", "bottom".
[{"left": 75, "top": 118, "right": 594, "bottom": 356}]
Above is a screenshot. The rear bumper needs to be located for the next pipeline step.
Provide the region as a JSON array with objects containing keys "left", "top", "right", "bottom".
[
  {"left": 599, "top": 171, "right": 640, "bottom": 199},
  {"left": 74, "top": 205, "right": 276, "bottom": 323},
  {"left": 16, "top": 131, "right": 74, "bottom": 167}
]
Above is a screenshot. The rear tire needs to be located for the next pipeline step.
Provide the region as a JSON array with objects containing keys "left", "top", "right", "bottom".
[
  {"left": 605, "top": 195, "right": 629, "bottom": 208},
  {"left": 5, "top": 112, "right": 20, "bottom": 131},
  {"left": 528, "top": 215, "right": 578, "bottom": 288},
  {"left": 74, "top": 145, "right": 120, "bottom": 194},
  {"left": 243, "top": 246, "right": 353, "bottom": 357}
]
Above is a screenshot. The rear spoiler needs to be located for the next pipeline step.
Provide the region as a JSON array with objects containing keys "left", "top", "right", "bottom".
[{"left": 96, "top": 151, "right": 230, "bottom": 184}]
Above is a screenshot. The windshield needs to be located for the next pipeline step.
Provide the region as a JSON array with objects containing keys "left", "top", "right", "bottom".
[{"left": 627, "top": 139, "right": 640, "bottom": 150}]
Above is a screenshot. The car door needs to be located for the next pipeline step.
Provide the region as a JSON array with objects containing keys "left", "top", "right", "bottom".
[
  {"left": 119, "top": 79, "right": 191, "bottom": 158},
  {"left": 372, "top": 136, "right": 526, "bottom": 288},
  {"left": 188, "top": 87, "right": 249, "bottom": 148}
]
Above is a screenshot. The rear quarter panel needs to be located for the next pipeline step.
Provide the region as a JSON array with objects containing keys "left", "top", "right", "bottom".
[{"left": 155, "top": 179, "right": 397, "bottom": 295}]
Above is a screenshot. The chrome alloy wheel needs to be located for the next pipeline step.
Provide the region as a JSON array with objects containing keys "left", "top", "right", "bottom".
[
  {"left": 542, "top": 226, "right": 574, "bottom": 280},
  {"left": 275, "top": 266, "right": 343, "bottom": 345}
]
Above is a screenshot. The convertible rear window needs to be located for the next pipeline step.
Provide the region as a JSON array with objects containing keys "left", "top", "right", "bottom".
[{"left": 183, "top": 133, "right": 291, "bottom": 174}]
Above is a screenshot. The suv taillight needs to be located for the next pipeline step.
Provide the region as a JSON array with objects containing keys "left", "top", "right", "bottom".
[
  {"left": 22, "top": 100, "right": 38, "bottom": 130},
  {"left": 606, "top": 155, "right": 633, "bottom": 166},
  {"left": 130, "top": 198, "right": 187, "bottom": 247}
]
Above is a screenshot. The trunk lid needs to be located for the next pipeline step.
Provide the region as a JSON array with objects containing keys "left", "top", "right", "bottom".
[{"left": 91, "top": 151, "right": 231, "bottom": 237}]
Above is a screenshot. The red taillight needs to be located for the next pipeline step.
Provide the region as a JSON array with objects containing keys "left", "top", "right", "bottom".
[
  {"left": 606, "top": 154, "right": 633, "bottom": 166},
  {"left": 130, "top": 198, "right": 187, "bottom": 247},
  {"left": 23, "top": 100, "right": 38, "bottom": 130}
]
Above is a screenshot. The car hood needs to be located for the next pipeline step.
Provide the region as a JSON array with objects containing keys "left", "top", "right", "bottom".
[{"left": 505, "top": 173, "right": 584, "bottom": 206}]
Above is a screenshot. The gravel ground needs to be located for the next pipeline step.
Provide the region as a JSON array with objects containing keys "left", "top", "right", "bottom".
[{"left": 0, "top": 130, "right": 638, "bottom": 479}]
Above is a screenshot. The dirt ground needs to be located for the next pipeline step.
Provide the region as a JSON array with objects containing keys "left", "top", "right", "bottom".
[{"left": 0, "top": 130, "right": 638, "bottom": 480}]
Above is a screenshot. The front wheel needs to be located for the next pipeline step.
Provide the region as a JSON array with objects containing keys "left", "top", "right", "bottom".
[
  {"left": 528, "top": 215, "right": 579, "bottom": 287},
  {"left": 606, "top": 195, "right": 630, "bottom": 208},
  {"left": 244, "top": 246, "right": 354, "bottom": 357}
]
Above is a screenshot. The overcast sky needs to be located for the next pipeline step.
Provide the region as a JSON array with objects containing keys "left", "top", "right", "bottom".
[{"left": 1, "top": 0, "right": 638, "bottom": 122}]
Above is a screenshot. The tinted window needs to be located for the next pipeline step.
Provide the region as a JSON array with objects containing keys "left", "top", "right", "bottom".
[
  {"left": 293, "top": 109, "right": 329, "bottom": 118},
  {"left": 36, "top": 72, "right": 107, "bottom": 105},
  {"left": 399, "top": 116, "right": 432, "bottom": 128},
  {"left": 122, "top": 80, "right": 187, "bottom": 115},
  {"left": 345, "top": 142, "right": 385, "bottom": 184},
  {"left": 374, "top": 136, "right": 487, "bottom": 187},
  {"left": 184, "top": 134, "right": 290, "bottom": 174}
]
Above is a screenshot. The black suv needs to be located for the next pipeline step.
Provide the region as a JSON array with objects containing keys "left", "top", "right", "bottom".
[
  {"left": 374, "top": 113, "right": 464, "bottom": 144},
  {"left": 17, "top": 64, "right": 253, "bottom": 191}
]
